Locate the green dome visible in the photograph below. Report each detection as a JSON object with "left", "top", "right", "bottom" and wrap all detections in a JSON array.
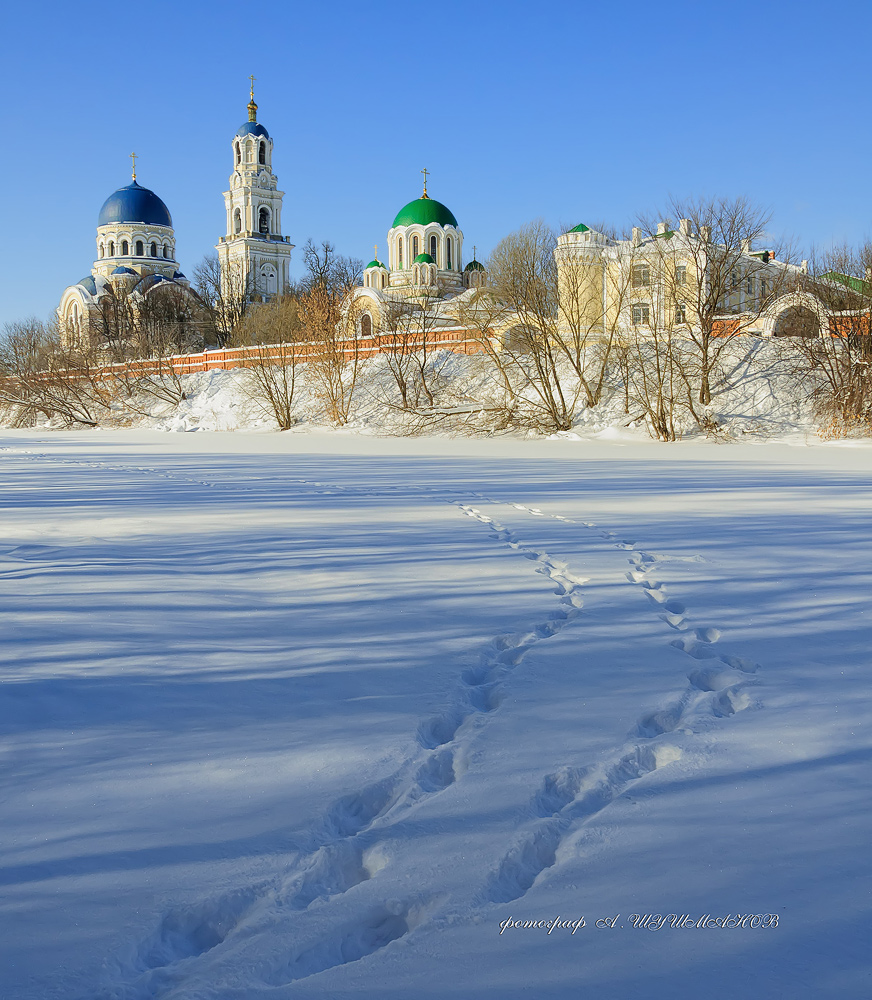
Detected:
[
  {"left": 414, "top": 252, "right": 434, "bottom": 264},
  {"left": 568, "top": 223, "right": 590, "bottom": 233},
  {"left": 465, "top": 259, "right": 485, "bottom": 272},
  {"left": 365, "top": 259, "right": 387, "bottom": 269},
  {"left": 393, "top": 196, "right": 458, "bottom": 229}
]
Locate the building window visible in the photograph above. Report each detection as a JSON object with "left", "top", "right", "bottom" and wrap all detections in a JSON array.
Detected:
[
  {"left": 675, "top": 264, "right": 687, "bottom": 286},
  {"left": 761, "top": 279, "right": 768, "bottom": 297},
  {"left": 632, "top": 303, "right": 650, "bottom": 325},
  {"left": 746, "top": 276, "right": 754, "bottom": 295},
  {"left": 675, "top": 302, "right": 687, "bottom": 324},
  {"left": 122, "top": 240, "right": 129, "bottom": 256},
  {"left": 412, "top": 235, "right": 419, "bottom": 258},
  {"left": 632, "top": 265, "right": 650, "bottom": 288},
  {"left": 109, "top": 241, "right": 115, "bottom": 256},
  {"left": 135, "top": 240, "right": 144, "bottom": 256},
  {"left": 150, "top": 242, "right": 157, "bottom": 257},
  {"left": 235, "top": 141, "right": 241, "bottom": 165},
  {"left": 258, "top": 207, "right": 269, "bottom": 234},
  {"left": 430, "top": 234, "right": 438, "bottom": 264},
  {"left": 398, "top": 237, "right": 403, "bottom": 269},
  {"left": 360, "top": 313, "right": 372, "bottom": 338},
  {"left": 731, "top": 271, "right": 739, "bottom": 288},
  {"left": 234, "top": 209, "right": 242, "bottom": 234},
  {"left": 163, "top": 244, "right": 170, "bottom": 259},
  {"left": 99, "top": 244, "right": 104, "bottom": 258},
  {"left": 259, "top": 141, "right": 265, "bottom": 165},
  {"left": 446, "top": 236, "right": 452, "bottom": 269}
]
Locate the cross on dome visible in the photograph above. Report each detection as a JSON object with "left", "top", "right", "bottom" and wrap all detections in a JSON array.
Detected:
[
  {"left": 420, "top": 167, "right": 430, "bottom": 199},
  {"left": 130, "top": 152, "right": 137, "bottom": 182}
]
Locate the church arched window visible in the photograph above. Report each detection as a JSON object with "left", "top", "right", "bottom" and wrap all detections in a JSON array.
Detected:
[
  {"left": 259, "top": 141, "right": 265, "bottom": 165},
  {"left": 135, "top": 240, "right": 144, "bottom": 256},
  {"left": 99, "top": 243, "right": 104, "bottom": 259},
  {"left": 234, "top": 209, "right": 242, "bottom": 234},
  {"left": 150, "top": 242, "right": 157, "bottom": 257},
  {"left": 430, "top": 234, "right": 438, "bottom": 265},
  {"left": 163, "top": 244, "right": 170, "bottom": 258},
  {"left": 122, "top": 240, "right": 129, "bottom": 256},
  {"left": 360, "top": 313, "right": 372, "bottom": 338},
  {"left": 235, "top": 141, "right": 241, "bottom": 165},
  {"left": 412, "top": 235, "right": 419, "bottom": 258},
  {"left": 109, "top": 241, "right": 115, "bottom": 256},
  {"left": 397, "top": 237, "right": 403, "bottom": 269},
  {"left": 258, "top": 208, "right": 270, "bottom": 234},
  {"left": 446, "top": 237, "right": 452, "bottom": 269}
]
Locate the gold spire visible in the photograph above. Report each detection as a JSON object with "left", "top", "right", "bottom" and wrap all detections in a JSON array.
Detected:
[
  {"left": 420, "top": 167, "right": 430, "bottom": 199},
  {"left": 247, "top": 74, "right": 258, "bottom": 122},
  {"left": 130, "top": 151, "right": 137, "bottom": 182}
]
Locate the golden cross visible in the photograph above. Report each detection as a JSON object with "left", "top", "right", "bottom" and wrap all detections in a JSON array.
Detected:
[
  {"left": 249, "top": 74, "right": 256, "bottom": 100},
  {"left": 421, "top": 167, "right": 429, "bottom": 196},
  {"left": 130, "top": 151, "right": 137, "bottom": 181},
  {"left": 473, "top": 244, "right": 477, "bottom": 260},
  {"left": 374, "top": 244, "right": 378, "bottom": 259}
]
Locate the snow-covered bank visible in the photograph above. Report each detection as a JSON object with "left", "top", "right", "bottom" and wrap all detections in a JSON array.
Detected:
[
  {"left": 1, "top": 430, "right": 870, "bottom": 999},
  {"left": 5, "top": 340, "right": 852, "bottom": 443}
]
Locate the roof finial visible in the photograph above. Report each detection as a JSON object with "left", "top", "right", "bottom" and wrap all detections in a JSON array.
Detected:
[
  {"left": 248, "top": 75, "right": 258, "bottom": 122},
  {"left": 420, "top": 167, "right": 430, "bottom": 199},
  {"left": 374, "top": 244, "right": 378, "bottom": 261},
  {"left": 130, "top": 151, "right": 137, "bottom": 182},
  {"left": 472, "top": 245, "right": 477, "bottom": 261}
]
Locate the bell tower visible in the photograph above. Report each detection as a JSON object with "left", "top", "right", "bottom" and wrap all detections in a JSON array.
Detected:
[{"left": 216, "top": 79, "right": 293, "bottom": 301}]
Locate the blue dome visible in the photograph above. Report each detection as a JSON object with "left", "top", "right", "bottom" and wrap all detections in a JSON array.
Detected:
[
  {"left": 98, "top": 181, "right": 173, "bottom": 228},
  {"left": 236, "top": 121, "right": 270, "bottom": 139},
  {"left": 111, "top": 266, "right": 136, "bottom": 276},
  {"left": 78, "top": 276, "right": 97, "bottom": 295}
]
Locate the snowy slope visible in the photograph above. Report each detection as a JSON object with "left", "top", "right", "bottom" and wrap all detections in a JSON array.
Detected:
[{"left": 0, "top": 430, "right": 870, "bottom": 999}]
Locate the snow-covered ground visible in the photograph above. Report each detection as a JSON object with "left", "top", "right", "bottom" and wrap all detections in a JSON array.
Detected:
[{"left": 1, "top": 429, "right": 870, "bottom": 999}]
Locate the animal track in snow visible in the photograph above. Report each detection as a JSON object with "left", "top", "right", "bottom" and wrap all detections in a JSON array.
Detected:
[
  {"left": 417, "top": 505, "right": 587, "bottom": 753},
  {"left": 487, "top": 744, "right": 682, "bottom": 904},
  {"left": 137, "top": 886, "right": 261, "bottom": 970},
  {"left": 262, "top": 898, "right": 431, "bottom": 987}
]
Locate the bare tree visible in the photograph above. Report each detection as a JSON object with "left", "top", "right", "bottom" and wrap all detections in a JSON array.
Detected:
[
  {"left": 193, "top": 253, "right": 251, "bottom": 346},
  {"left": 377, "top": 291, "right": 454, "bottom": 410},
  {"left": 299, "top": 239, "right": 363, "bottom": 295},
  {"left": 487, "top": 220, "right": 582, "bottom": 431},
  {"left": 776, "top": 244, "right": 872, "bottom": 435},
  {"left": 0, "top": 318, "right": 117, "bottom": 427},
  {"left": 233, "top": 296, "right": 304, "bottom": 430},
  {"left": 638, "top": 196, "right": 795, "bottom": 406},
  {"left": 300, "top": 284, "right": 360, "bottom": 425}
]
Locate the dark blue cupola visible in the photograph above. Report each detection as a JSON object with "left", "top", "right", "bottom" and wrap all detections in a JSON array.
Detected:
[{"left": 97, "top": 180, "right": 173, "bottom": 228}]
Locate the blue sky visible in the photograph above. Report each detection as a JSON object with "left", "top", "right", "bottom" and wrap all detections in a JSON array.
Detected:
[{"left": 1, "top": 0, "right": 870, "bottom": 329}]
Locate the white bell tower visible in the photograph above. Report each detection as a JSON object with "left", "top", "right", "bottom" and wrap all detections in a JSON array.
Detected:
[{"left": 216, "top": 79, "right": 293, "bottom": 301}]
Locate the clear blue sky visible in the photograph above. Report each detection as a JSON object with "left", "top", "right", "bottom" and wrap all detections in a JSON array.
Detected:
[{"left": 1, "top": 0, "right": 869, "bottom": 329}]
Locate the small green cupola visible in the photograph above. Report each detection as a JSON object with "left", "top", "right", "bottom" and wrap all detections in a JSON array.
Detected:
[
  {"left": 414, "top": 252, "right": 434, "bottom": 264},
  {"left": 568, "top": 223, "right": 590, "bottom": 234}
]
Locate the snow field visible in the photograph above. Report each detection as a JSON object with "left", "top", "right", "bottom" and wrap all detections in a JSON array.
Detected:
[{"left": 0, "top": 430, "right": 870, "bottom": 998}]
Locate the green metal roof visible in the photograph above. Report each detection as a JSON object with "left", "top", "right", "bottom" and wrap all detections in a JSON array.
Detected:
[
  {"left": 568, "top": 223, "right": 590, "bottom": 233},
  {"left": 414, "top": 252, "right": 434, "bottom": 264},
  {"left": 465, "top": 259, "right": 485, "bottom": 271},
  {"left": 365, "top": 259, "right": 387, "bottom": 269},
  {"left": 393, "top": 196, "right": 458, "bottom": 229},
  {"left": 821, "top": 271, "right": 872, "bottom": 296}
]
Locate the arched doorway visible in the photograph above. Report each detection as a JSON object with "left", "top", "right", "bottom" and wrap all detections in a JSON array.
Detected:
[{"left": 774, "top": 306, "right": 820, "bottom": 338}]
